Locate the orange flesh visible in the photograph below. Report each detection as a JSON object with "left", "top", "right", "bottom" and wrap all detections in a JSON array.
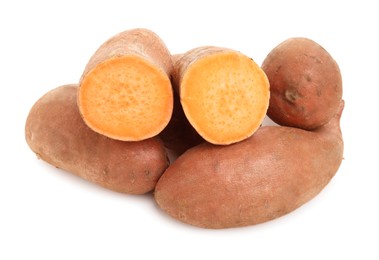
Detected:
[
  {"left": 78, "top": 56, "right": 173, "bottom": 141},
  {"left": 181, "top": 52, "right": 269, "bottom": 145}
]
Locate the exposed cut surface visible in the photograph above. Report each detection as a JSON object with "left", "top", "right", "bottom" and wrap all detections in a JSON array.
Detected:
[
  {"left": 79, "top": 55, "right": 173, "bottom": 141},
  {"left": 180, "top": 50, "right": 270, "bottom": 145}
]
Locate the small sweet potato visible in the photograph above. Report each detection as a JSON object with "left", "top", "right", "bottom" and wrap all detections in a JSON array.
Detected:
[
  {"left": 25, "top": 85, "right": 169, "bottom": 194},
  {"left": 262, "top": 37, "right": 342, "bottom": 130},
  {"left": 155, "top": 101, "right": 344, "bottom": 229}
]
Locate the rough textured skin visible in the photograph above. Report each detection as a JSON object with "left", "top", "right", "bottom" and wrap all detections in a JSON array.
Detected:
[
  {"left": 262, "top": 37, "right": 342, "bottom": 130},
  {"left": 160, "top": 54, "right": 204, "bottom": 156},
  {"left": 81, "top": 28, "right": 173, "bottom": 79},
  {"left": 155, "top": 102, "right": 344, "bottom": 229},
  {"left": 25, "top": 85, "right": 169, "bottom": 194}
]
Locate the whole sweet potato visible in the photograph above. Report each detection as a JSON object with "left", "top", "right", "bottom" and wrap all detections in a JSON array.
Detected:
[
  {"left": 155, "top": 101, "right": 344, "bottom": 229},
  {"left": 262, "top": 37, "right": 342, "bottom": 130},
  {"left": 25, "top": 85, "right": 169, "bottom": 194}
]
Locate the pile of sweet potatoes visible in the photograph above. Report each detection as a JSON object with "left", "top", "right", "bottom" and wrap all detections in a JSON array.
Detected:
[{"left": 25, "top": 28, "right": 344, "bottom": 229}]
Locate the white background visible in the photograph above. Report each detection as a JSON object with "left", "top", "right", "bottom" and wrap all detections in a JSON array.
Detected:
[{"left": 1, "top": 0, "right": 378, "bottom": 259}]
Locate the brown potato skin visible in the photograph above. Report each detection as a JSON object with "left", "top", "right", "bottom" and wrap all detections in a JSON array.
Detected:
[
  {"left": 25, "top": 85, "right": 169, "bottom": 194},
  {"left": 155, "top": 102, "right": 344, "bottom": 229},
  {"left": 81, "top": 28, "right": 173, "bottom": 81},
  {"left": 262, "top": 37, "right": 342, "bottom": 130}
]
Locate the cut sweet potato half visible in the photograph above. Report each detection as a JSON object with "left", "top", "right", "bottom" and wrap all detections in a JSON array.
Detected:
[
  {"left": 78, "top": 28, "right": 173, "bottom": 141},
  {"left": 173, "top": 47, "right": 270, "bottom": 145}
]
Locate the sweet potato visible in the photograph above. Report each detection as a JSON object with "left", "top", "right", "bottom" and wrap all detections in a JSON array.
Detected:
[
  {"left": 172, "top": 46, "right": 270, "bottom": 145},
  {"left": 25, "top": 85, "right": 169, "bottom": 194},
  {"left": 262, "top": 37, "right": 342, "bottom": 130},
  {"left": 78, "top": 28, "right": 173, "bottom": 141},
  {"left": 155, "top": 101, "right": 344, "bottom": 229}
]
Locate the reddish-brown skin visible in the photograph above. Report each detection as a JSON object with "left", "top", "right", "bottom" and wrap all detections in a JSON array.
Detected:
[
  {"left": 160, "top": 54, "right": 204, "bottom": 156},
  {"left": 155, "top": 101, "right": 344, "bottom": 229},
  {"left": 81, "top": 28, "right": 173, "bottom": 80},
  {"left": 262, "top": 37, "right": 342, "bottom": 130},
  {"left": 25, "top": 85, "right": 169, "bottom": 194}
]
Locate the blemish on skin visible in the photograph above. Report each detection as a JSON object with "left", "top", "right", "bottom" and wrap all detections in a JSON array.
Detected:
[
  {"left": 129, "top": 171, "right": 136, "bottom": 184},
  {"left": 101, "top": 166, "right": 110, "bottom": 182},
  {"left": 145, "top": 169, "right": 152, "bottom": 180},
  {"left": 284, "top": 88, "right": 300, "bottom": 104},
  {"left": 304, "top": 53, "right": 322, "bottom": 64},
  {"left": 305, "top": 74, "right": 312, "bottom": 82},
  {"left": 178, "top": 203, "right": 187, "bottom": 220},
  {"left": 316, "top": 87, "right": 322, "bottom": 97},
  {"left": 178, "top": 212, "right": 186, "bottom": 220}
]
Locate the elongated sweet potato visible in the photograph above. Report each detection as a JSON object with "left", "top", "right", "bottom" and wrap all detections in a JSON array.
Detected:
[
  {"left": 78, "top": 28, "right": 173, "bottom": 141},
  {"left": 262, "top": 37, "right": 342, "bottom": 130},
  {"left": 25, "top": 85, "right": 169, "bottom": 194},
  {"left": 172, "top": 46, "right": 270, "bottom": 145},
  {"left": 155, "top": 101, "right": 344, "bottom": 229}
]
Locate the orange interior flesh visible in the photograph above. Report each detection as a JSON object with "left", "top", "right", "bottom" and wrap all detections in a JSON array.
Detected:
[
  {"left": 78, "top": 56, "right": 173, "bottom": 141},
  {"left": 181, "top": 52, "right": 270, "bottom": 145}
]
